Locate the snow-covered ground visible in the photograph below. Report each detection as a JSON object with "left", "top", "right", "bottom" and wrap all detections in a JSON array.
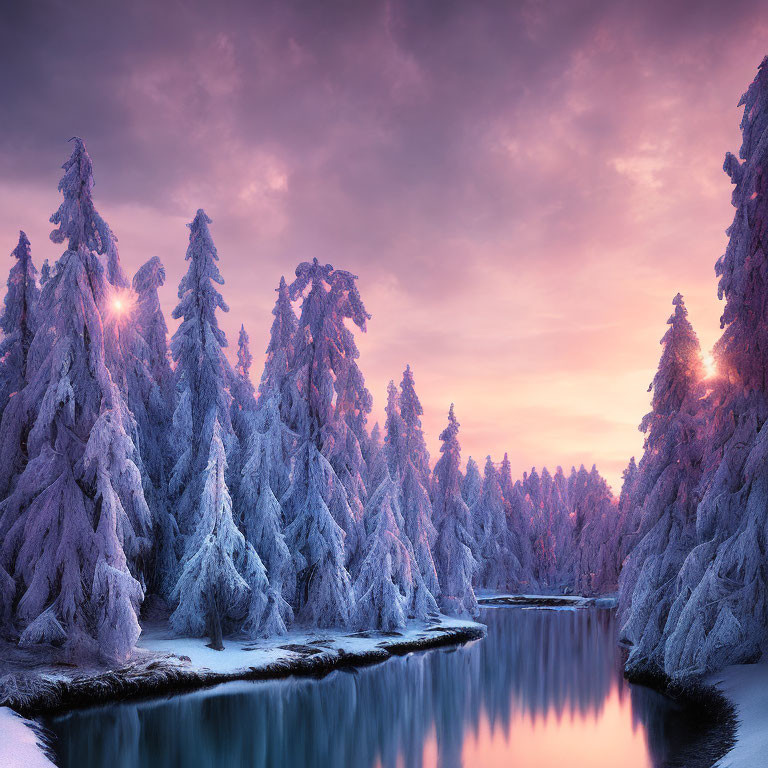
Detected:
[
  {"left": 711, "top": 662, "right": 768, "bottom": 768},
  {"left": 0, "top": 615, "right": 485, "bottom": 718},
  {"left": 476, "top": 591, "right": 618, "bottom": 609},
  {"left": 0, "top": 707, "right": 55, "bottom": 768},
  {"left": 137, "top": 614, "right": 483, "bottom": 676}
]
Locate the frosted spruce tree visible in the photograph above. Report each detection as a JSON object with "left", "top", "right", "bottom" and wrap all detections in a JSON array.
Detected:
[
  {"left": 0, "top": 232, "right": 40, "bottom": 501},
  {"left": 258, "top": 276, "right": 299, "bottom": 427},
  {"left": 171, "top": 420, "right": 270, "bottom": 648},
  {"left": 617, "top": 456, "right": 640, "bottom": 566},
  {"left": 378, "top": 380, "right": 439, "bottom": 614},
  {"left": 396, "top": 366, "right": 440, "bottom": 598},
  {"left": 400, "top": 366, "right": 431, "bottom": 482},
  {"left": 39, "top": 259, "right": 52, "bottom": 287},
  {"left": 474, "top": 456, "right": 522, "bottom": 591},
  {"left": 131, "top": 256, "right": 177, "bottom": 598},
  {"left": 354, "top": 473, "right": 438, "bottom": 629},
  {"left": 238, "top": 391, "right": 295, "bottom": 635},
  {"left": 169, "top": 210, "right": 270, "bottom": 643},
  {"left": 281, "top": 259, "right": 365, "bottom": 627},
  {"left": 0, "top": 231, "right": 39, "bottom": 421},
  {"left": 571, "top": 466, "right": 617, "bottom": 595},
  {"left": 0, "top": 139, "right": 148, "bottom": 660},
  {"left": 619, "top": 294, "right": 705, "bottom": 676},
  {"left": 462, "top": 457, "right": 482, "bottom": 512},
  {"left": 661, "top": 59, "right": 768, "bottom": 679},
  {"left": 228, "top": 324, "right": 257, "bottom": 495},
  {"left": 432, "top": 405, "right": 477, "bottom": 615}
]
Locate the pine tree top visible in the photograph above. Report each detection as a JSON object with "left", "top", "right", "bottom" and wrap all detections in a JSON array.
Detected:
[
  {"left": 1, "top": 231, "right": 38, "bottom": 338},
  {"left": 438, "top": 403, "right": 460, "bottom": 450},
  {"left": 237, "top": 324, "right": 252, "bottom": 380},
  {"left": 643, "top": 293, "right": 702, "bottom": 426},
  {"left": 49, "top": 137, "right": 115, "bottom": 255}
]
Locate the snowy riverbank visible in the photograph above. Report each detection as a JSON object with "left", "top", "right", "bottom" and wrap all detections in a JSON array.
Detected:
[
  {"left": 477, "top": 592, "right": 619, "bottom": 609},
  {"left": 711, "top": 662, "right": 768, "bottom": 768},
  {"left": 0, "top": 615, "right": 484, "bottom": 718},
  {"left": 0, "top": 707, "right": 56, "bottom": 768}
]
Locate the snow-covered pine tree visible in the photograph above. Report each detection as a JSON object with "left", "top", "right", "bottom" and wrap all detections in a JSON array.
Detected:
[
  {"left": 354, "top": 473, "right": 438, "bottom": 629},
  {"left": 572, "top": 466, "right": 616, "bottom": 595},
  {"left": 169, "top": 210, "right": 270, "bottom": 641},
  {"left": 0, "top": 231, "right": 39, "bottom": 421},
  {"left": 462, "top": 457, "right": 482, "bottom": 512},
  {"left": 0, "top": 232, "right": 40, "bottom": 502},
  {"left": 0, "top": 138, "right": 149, "bottom": 660},
  {"left": 432, "top": 404, "right": 477, "bottom": 616},
  {"left": 661, "top": 60, "right": 768, "bottom": 679},
  {"left": 282, "top": 259, "right": 366, "bottom": 627},
  {"left": 474, "top": 456, "right": 522, "bottom": 591},
  {"left": 229, "top": 324, "right": 257, "bottom": 498},
  {"left": 506, "top": 480, "right": 537, "bottom": 591},
  {"left": 619, "top": 294, "right": 705, "bottom": 676},
  {"left": 395, "top": 366, "right": 440, "bottom": 599},
  {"left": 383, "top": 380, "right": 405, "bottom": 479},
  {"left": 353, "top": 477, "right": 409, "bottom": 630},
  {"left": 39, "top": 259, "right": 52, "bottom": 287},
  {"left": 171, "top": 419, "right": 270, "bottom": 648},
  {"left": 169, "top": 209, "right": 237, "bottom": 537},
  {"left": 365, "top": 422, "right": 387, "bottom": 489},
  {"left": 399, "top": 365, "right": 431, "bottom": 484},
  {"left": 617, "top": 456, "right": 640, "bottom": 566},
  {"left": 131, "top": 256, "right": 177, "bottom": 598},
  {"left": 239, "top": 391, "right": 295, "bottom": 635},
  {"left": 258, "top": 276, "right": 299, "bottom": 426}
]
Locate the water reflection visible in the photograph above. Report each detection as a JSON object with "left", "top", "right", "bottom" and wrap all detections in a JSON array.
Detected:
[{"left": 47, "top": 608, "right": 707, "bottom": 768}]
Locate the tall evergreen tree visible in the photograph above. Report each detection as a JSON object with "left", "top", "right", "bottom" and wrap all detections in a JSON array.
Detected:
[
  {"left": 383, "top": 380, "right": 404, "bottom": 479},
  {"left": 396, "top": 366, "right": 440, "bottom": 598},
  {"left": 0, "top": 139, "right": 148, "bottom": 660},
  {"left": 432, "top": 405, "right": 477, "bottom": 616},
  {"left": 617, "top": 456, "right": 640, "bottom": 566},
  {"left": 399, "top": 365, "right": 431, "bottom": 483},
  {"left": 258, "top": 276, "right": 299, "bottom": 426},
  {"left": 462, "top": 457, "right": 482, "bottom": 512},
  {"left": 131, "top": 256, "right": 177, "bottom": 598},
  {"left": 0, "top": 232, "right": 40, "bottom": 501},
  {"left": 619, "top": 295, "right": 705, "bottom": 675},
  {"left": 354, "top": 473, "right": 438, "bottom": 629},
  {"left": 474, "top": 456, "right": 522, "bottom": 591},
  {"left": 282, "top": 259, "right": 366, "bottom": 626},
  {"left": 171, "top": 420, "right": 270, "bottom": 648},
  {"left": 662, "top": 60, "right": 768, "bottom": 678},
  {"left": 239, "top": 391, "right": 295, "bottom": 634},
  {"left": 169, "top": 210, "right": 270, "bottom": 642},
  {"left": 0, "top": 231, "right": 39, "bottom": 420}
]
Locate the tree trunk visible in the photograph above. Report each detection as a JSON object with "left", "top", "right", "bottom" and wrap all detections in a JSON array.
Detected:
[{"left": 207, "top": 593, "right": 224, "bottom": 651}]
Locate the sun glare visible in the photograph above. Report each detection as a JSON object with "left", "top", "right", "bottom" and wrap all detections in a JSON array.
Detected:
[
  {"left": 703, "top": 352, "right": 717, "bottom": 379},
  {"left": 108, "top": 290, "right": 135, "bottom": 322}
]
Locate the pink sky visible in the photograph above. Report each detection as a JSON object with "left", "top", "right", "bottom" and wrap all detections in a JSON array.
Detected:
[{"left": 2, "top": 1, "right": 768, "bottom": 489}]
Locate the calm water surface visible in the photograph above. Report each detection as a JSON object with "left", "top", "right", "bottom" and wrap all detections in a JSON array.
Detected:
[{"left": 46, "top": 607, "right": 712, "bottom": 768}]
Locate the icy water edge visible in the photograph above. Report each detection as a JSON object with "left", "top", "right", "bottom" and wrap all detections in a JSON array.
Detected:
[{"left": 45, "top": 606, "right": 726, "bottom": 768}]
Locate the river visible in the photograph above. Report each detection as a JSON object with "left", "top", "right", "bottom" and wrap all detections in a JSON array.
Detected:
[{"left": 45, "top": 606, "right": 718, "bottom": 767}]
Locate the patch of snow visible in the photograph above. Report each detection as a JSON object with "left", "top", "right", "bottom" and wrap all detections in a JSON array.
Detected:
[
  {"left": 0, "top": 707, "right": 55, "bottom": 768},
  {"left": 137, "top": 615, "right": 483, "bottom": 676},
  {"left": 476, "top": 591, "right": 618, "bottom": 609},
  {"left": 711, "top": 662, "right": 768, "bottom": 768}
]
